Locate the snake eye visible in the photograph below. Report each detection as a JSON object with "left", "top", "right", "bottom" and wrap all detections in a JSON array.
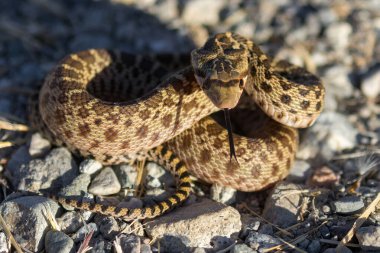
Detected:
[{"left": 239, "top": 79, "right": 245, "bottom": 89}]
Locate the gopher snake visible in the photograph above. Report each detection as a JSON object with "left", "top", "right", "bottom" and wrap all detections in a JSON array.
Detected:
[{"left": 31, "top": 32, "right": 324, "bottom": 220}]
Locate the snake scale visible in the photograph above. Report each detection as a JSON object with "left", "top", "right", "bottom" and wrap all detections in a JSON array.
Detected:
[{"left": 32, "top": 32, "right": 324, "bottom": 220}]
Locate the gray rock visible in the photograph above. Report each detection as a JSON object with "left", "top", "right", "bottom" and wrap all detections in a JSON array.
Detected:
[
  {"left": 29, "top": 133, "right": 51, "bottom": 157},
  {"left": 145, "top": 198, "right": 241, "bottom": 251},
  {"left": 119, "top": 234, "right": 141, "bottom": 253},
  {"left": 361, "top": 67, "right": 380, "bottom": 100},
  {"left": 72, "top": 223, "right": 98, "bottom": 242},
  {"left": 0, "top": 196, "right": 60, "bottom": 252},
  {"left": 114, "top": 164, "right": 137, "bottom": 189},
  {"left": 56, "top": 211, "right": 84, "bottom": 234},
  {"left": 262, "top": 182, "right": 303, "bottom": 227},
  {"left": 145, "top": 162, "right": 175, "bottom": 189},
  {"left": 232, "top": 243, "right": 256, "bottom": 253},
  {"left": 306, "top": 239, "right": 321, "bottom": 253},
  {"left": 297, "top": 112, "right": 358, "bottom": 161},
  {"left": 88, "top": 167, "right": 121, "bottom": 195},
  {"left": 210, "top": 236, "right": 234, "bottom": 251},
  {"left": 95, "top": 216, "right": 120, "bottom": 240},
  {"left": 355, "top": 225, "right": 380, "bottom": 249},
  {"left": 210, "top": 184, "right": 236, "bottom": 205},
  {"left": 332, "top": 196, "right": 365, "bottom": 214},
  {"left": 322, "top": 66, "right": 353, "bottom": 100},
  {"left": 89, "top": 235, "right": 113, "bottom": 253},
  {"left": 0, "top": 232, "right": 8, "bottom": 253},
  {"left": 286, "top": 160, "right": 311, "bottom": 183},
  {"left": 182, "top": 0, "right": 225, "bottom": 25},
  {"left": 10, "top": 147, "right": 78, "bottom": 192},
  {"left": 58, "top": 173, "right": 92, "bottom": 211},
  {"left": 79, "top": 159, "right": 102, "bottom": 175},
  {"left": 45, "top": 230, "right": 74, "bottom": 253},
  {"left": 325, "top": 22, "right": 352, "bottom": 50},
  {"left": 245, "top": 232, "right": 281, "bottom": 251},
  {"left": 6, "top": 145, "right": 32, "bottom": 172}
]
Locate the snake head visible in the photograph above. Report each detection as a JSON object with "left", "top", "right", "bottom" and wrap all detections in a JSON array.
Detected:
[{"left": 191, "top": 32, "right": 250, "bottom": 109}]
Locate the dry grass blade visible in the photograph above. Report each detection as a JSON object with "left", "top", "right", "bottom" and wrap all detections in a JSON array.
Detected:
[
  {"left": 241, "top": 203, "right": 292, "bottom": 237},
  {"left": 113, "top": 236, "right": 123, "bottom": 253},
  {"left": 135, "top": 159, "right": 146, "bottom": 198},
  {"left": 263, "top": 221, "right": 328, "bottom": 253},
  {"left": 0, "top": 120, "right": 29, "bottom": 132},
  {"left": 77, "top": 230, "right": 94, "bottom": 253},
  {"left": 320, "top": 239, "right": 360, "bottom": 248},
  {"left": 0, "top": 139, "right": 27, "bottom": 149},
  {"left": 336, "top": 192, "right": 380, "bottom": 252},
  {"left": 43, "top": 208, "right": 60, "bottom": 231},
  {"left": 0, "top": 213, "right": 23, "bottom": 253}
]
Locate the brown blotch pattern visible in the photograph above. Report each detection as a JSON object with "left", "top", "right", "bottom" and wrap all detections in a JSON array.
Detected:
[
  {"left": 200, "top": 149, "right": 211, "bottom": 163},
  {"left": 280, "top": 94, "right": 292, "bottom": 105},
  {"left": 136, "top": 125, "right": 149, "bottom": 138},
  {"left": 104, "top": 127, "right": 118, "bottom": 142},
  {"left": 316, "top": 101, "right": 321, "bottom": 111},
  {"left": 94, "top": 118, "right": 102, "bottom": 126},
  {"left": 120, "top": 140, "right": 129, "bottom": 149},
  {"left": 213, "top": 138, "right": 223, "bottom": 149},
  {"left": 251, "top": 164, "right": 261, "bottom": 177},
  {"left": 78, "top": 123, "right": 91, "bottom": 138},
  {"left": 281, "top": 82, "right": 292, "bottom": 90},
  {"left": 301, "top": 100, "right": 310, "bottom": 109},
  {"left": 138, "top": 110, "right": 151, "bottom": 120},
  {"left": 162, "top": 114, "right": 173, "bottom": 128},
  {"left": 271, "top": 164, "right": 280, "bottom": 176},
  {"left": 261, "top": 82, "right": 272, "bottom": 93}
]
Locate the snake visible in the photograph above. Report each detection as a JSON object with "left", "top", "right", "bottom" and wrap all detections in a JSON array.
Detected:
[{"left": 30, "top": 32, "right": 324, "bottom": 220}]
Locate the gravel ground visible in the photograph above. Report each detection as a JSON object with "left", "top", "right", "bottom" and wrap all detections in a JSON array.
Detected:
[{"left": 0, "top": 0, "right": 380, "bottom": 252}]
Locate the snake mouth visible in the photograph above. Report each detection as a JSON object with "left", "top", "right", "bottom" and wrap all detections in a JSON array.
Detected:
[{"left": 203, "top": 84, "right": 242, "bottom": 109}]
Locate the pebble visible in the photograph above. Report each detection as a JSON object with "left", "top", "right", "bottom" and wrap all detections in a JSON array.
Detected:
[
  {"left": 355, "top": 225, "right": 380, "bottom": 249},
  {"left": 361, "top": 67, "right": 380, "bottom": 99},
  {"left": 45, "top": 230, "right": 74, "bottom": 253},
  {"left": 0, "top": 196, "right": 60, "bottom": 252},
  {"left": 114, "top": 164, "right": 138, "bottom": 189},
  {"left": 325, "top": 22, "right": 352, "bottom": 50},
  {"left": 118, "top": 234, "right": 141, "bottom": 253},
  {"left": 210, "top": 184, "right": 237, "bottom": 205},
  {"left": 95, "top": 215, "right": 120, "bottom": 240},
  {"left": 145, "top": 162, "right": 175, "bottom": 189},
  {"left": 0, "top": 233, "right": 8, "bottom": 253},
  {"left": 9, "top": 147, "right": 78, "bottom": 192},
  {"left": 286, "top": 159, "right": 311, "bottom": 183},
  {"left": 306, "top": 239, "right": 321, "bottom": 253},
  {"left": 72, "top": 223, "right": 98, "bottom": 242},
  {"left": 145, "top": 198, "right": 241, "bottom": 251},
  {"left": 58, "top": 173, "right": 92, "bottom": 211},
  {"left": 182, "top": 0, "right": 226, "bottom": 25},
  {"left": 307, "top": 166, "right": 339, "bottom": 188},
  {"left": 332, "top": 196, "right": 365, "bottom": 214},
  {"left": 79, "top": 159, "right": 103, "bottom": 175},
  {"left": 88, "top": 167, "right": 121, "bottom": 195},
  {"left": 297, "top": 112, "right": 358, "bottom": 161},
  {"left": 245, "top": 232, "right": 281, "bottom": 251},
  {"left": 28, "top": 132, "right": 51, "bottom": 157},
  {"left": 262, "top": 182, "right": 303, "bottom": 227},
  {"left": 231, "top": 243, "right": 256, "bottom": 253},
  {"left": 56, "top": 211, "right": 84, "bottom": 234}
]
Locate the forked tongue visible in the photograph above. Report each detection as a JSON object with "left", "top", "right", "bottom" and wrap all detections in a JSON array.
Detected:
[{"left": 223, "top": 109, "right": 238, "bottom": 163}]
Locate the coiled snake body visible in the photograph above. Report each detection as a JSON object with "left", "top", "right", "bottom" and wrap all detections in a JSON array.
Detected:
[{"left": 33, "top": 33, "right": 324, "bottom": 219}]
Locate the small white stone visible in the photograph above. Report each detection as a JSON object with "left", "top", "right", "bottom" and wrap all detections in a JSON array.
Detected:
[
  {"left": 28, "top": 133, "right": 51, "bottom": 157},
  {"left": 79, "top": 159, "right": 103, "bottom": 174},
  {"left": 361, "top": 68, "right": 380, "bottom": 99},
  {"left": 182, "top": 0, "right": 225, "bottom": 25}
]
